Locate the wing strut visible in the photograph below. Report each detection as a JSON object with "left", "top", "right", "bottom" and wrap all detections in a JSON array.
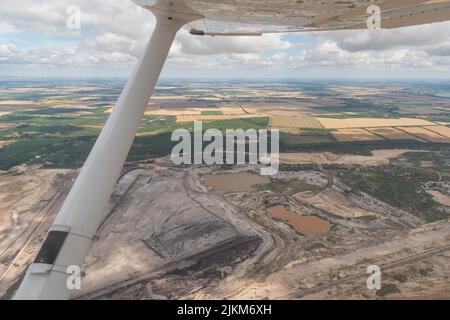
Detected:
[{"left": 14, "top": 1, "right": 202, "bottom": 300}]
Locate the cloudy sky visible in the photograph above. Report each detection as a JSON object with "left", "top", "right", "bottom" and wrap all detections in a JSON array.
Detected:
[{"left": 1, "top": 0, "right": 450, "bottom": 79}]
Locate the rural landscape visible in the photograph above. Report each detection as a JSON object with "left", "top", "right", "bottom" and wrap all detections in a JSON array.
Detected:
[{"left": 1, "top": 78, "right": 450, "bottom": 299}]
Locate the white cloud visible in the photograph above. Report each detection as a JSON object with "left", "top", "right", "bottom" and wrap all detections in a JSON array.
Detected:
[
  {"left": 316, "top": 21, "right": 450, "bottom": 52},
  {"left": 171, "top": 30, "right": 292, "bottom": 56},
  {"left": 0, "top": 0, "right": 449, "bottom": 78},
  {"left": 0, "top": 22, "right": 18, "bottom": 34}
]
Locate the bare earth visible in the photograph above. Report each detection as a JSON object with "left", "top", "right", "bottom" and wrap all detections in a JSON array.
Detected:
[
  {"left": 366, "top": 127, "right": 419, "bottom": 140},
  {"left": 226, "top": 221, "right": 450, "bottom": 299},
  {"left": 317, "top": 117, "right": 435, "bottom": 129},
  {"left": 426, "top": 190, "right": 450, "bottom": 206},
  {"left": 279, "top": 149, "right": 410, "bottom": 166},
  {"left": 293, "top": 189, "right": 374, "bottom": 218},
  {"left": 399, "top": 127, "right": 450, "bottom": 143},
  {"left": 0, "top": 155, "right": 449, "bottom": 300},
  {"left": 176, "top": 114, "right": 265, "bottom": 122},
  {"left": 203, "top": 172, "right": 270, "bottom": 193},
  {"left": 423, "top": 125, "right": 450, "bottom": 138},
  {"left": 331, "top": 128, "right": 385, "bottom": 142}
]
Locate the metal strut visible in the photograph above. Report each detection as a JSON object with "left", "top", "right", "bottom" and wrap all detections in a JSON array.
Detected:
[{"left": 14, "top": 1, "right": 202, "bottom": 300}]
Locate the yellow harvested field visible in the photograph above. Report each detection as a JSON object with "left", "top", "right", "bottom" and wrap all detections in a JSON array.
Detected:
[
  {"left": 367, "top": 127, "right": 418, "bottom": 140},
  {"left": 176, "top": 114, "right": 265, "bottom": 122},
  {"left": 146, "top": 108, "right": 205, "bottom": 116},
  {"left": 398, "top": 127, "right": 450, "bottom": 143},
  {"left": 217, "top": 106, "right": 247, "bottom": 115},
  {"left": 331, "top": 128, "right": 384, "bottom": 142},
  {"left": 145, "top": 106, "right": 247, "bottom": 116},
  {"left": 237, "top": 104, "right": 313, "bottom": 116},
  {"left": 317, "top": 117, "right": 434, "bottom": 129},
  {"left": 423, "top": 125, "right": 450, "bottom": 138},
  {"left": 270, "top": 116, "right": 323, "bottom": 129},
  {"left": 151, "top": 95, "right": 188, "bottom": 100}
]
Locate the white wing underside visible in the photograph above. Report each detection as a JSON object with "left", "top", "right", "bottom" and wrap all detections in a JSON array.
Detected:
[{"left": 135, "top": 0, "right": 450, "bottom": 34}]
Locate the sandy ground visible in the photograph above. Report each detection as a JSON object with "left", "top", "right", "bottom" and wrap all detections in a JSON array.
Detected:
[
  {"left": 1, "top": 154, "right": 449, "bottom": 300},
  {"left": 0, "top": 169, "right": 60, "bottom": 237},
  {"left": 71, "top": 167, "right": 269, "bottom": 299},
  {"left": 0, "top": 168, "right": 74, "bottom": 297},
  {"left": 221, "top": 220, "right": 450, "bottom": 299},
  {"left": 279, "top": 149, "right": 410, "bottom": 166},
  {"left": 426, "top": 190, "right": 450, "bottom": 206},
  {"left": 293, "top": 189, "right": 374, "bottom": 218}
]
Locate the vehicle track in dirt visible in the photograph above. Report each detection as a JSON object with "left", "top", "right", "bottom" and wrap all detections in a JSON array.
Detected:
[
  {"left": 0, "top": 171, "right": 75, "bottom": 298},
  {"left": 282, "top": 243, "right": 450, "bottom": 299}
]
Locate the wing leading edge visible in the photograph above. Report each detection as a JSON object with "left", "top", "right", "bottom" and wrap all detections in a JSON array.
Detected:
[{"left": 135, "top": 0, "right": 450, "bottom": 34}]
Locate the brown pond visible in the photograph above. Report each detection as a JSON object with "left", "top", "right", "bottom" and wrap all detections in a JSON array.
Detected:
[
  {"left": 203, "top": 172, "right": 270, "bottom": 192},
  {"left": 267, "top": 205, "right": 331, "bottom": 235}
]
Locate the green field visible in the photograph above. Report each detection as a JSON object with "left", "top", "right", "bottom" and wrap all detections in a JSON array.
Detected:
[
  {"left": 201, "top": 110, "right": 223, "bottom": 115},
  {"left": 0, "top": 106, "right": 271, "bottom": 170},
  {"left": 2, "top": 103, "right": 449, "bottom": 172},
  {"left": 1, "top": 80, "right": 450, "bottom": 174}
]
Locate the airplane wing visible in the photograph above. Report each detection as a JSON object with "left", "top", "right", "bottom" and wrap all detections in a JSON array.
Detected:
[{"left": 135, "top": 0, "right": 450, "bottom": 34}]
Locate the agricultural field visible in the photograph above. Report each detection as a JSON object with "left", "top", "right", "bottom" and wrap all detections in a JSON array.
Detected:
[
  {"left": 399, "top": 127, "right": 450, "bottom": 143},
  {"left": 175, "top": 114, "right": 265, "bottom": 122},
  {"left": 1, "top": 79, "right": 450, "bottom": 172},
  {"left": 1, "top": 79, "right": 450, "bottom": 300},
  {"left": 331, "top": 128, "right": 385, "bottom": 142},
  {"left": 317, "top": 117, "right": 435, "bottom": 129},
  {"left": 269, "top": 115, "right": 323, "bottom": 133},
  {"left": 423, "top": 125, "right": 450, "bottom": 138},
  {"left": 366, "top": 127, "right": 420, "bottom": 140}
]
